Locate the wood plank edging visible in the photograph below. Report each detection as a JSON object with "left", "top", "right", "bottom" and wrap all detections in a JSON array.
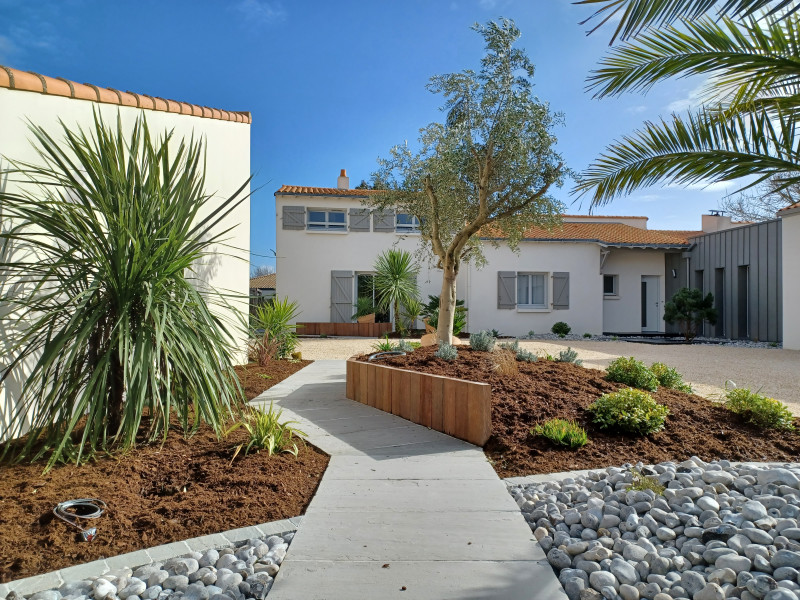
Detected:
[{"left": 344, "top": 357, "right": 491, "bottom": 446}]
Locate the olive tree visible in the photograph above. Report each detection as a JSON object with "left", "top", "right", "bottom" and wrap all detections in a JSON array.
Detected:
[{"left": 368, "top": 19, "right": 567, "bottom": 344}]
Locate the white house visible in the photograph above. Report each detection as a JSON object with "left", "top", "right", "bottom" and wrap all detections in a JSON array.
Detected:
[
  {"left": 0, "top": 65, "right": 251, "bottom": 436},
  {"left": 275, "top": 170, "right": 699, "bottom": 337}
]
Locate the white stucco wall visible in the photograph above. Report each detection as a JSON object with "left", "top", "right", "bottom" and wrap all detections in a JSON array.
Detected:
[
  {"left": 0, "top": 88, "right": 251, "bottom": 436},
  {"left": 464, "top": 242, "right": 604, "bottom": 337},
  {"left": 602, "top": 249, "right": 667, "bottom": 333},
  {"left": 781, "top": 210, "right": 800, "bottom": 350}
]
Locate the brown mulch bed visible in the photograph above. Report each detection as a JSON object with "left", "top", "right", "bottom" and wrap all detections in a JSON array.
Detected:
[
  {"left": 0, "top": 360, "right": 326, "bottom": 583},
  {"left": 359, "top": 347, "right": 800, "bottom": 478}
]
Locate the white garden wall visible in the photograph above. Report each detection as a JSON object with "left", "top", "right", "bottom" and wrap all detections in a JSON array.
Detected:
[{"left": 781, "top": 209, "right": 800, "bottom": 350}]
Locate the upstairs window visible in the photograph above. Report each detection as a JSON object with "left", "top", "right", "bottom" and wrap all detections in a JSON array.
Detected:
[
  {"left": 517, "top": 273, "right": 547, "bottom": 308},
  {"left": 307, "top": 209, "right": 346, "bottom": 231},
  {"left": 396, "top": 213, "right": 420, "bottom": 233}
]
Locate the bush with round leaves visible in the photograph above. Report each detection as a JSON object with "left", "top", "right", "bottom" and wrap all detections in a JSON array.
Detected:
[{"left": 589, "top": 388, "right": 669, "bottom": 435}]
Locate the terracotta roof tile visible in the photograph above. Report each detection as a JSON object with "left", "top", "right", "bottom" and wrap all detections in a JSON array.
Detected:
[
  {"left": 276, "top": 185, "right": 379, "bottom": 196},
  {"left": 484, "top": 222, "right": 693, "bottom": 247},
  {"left": 778, "top": 201, "right": 800, "bottom": 212},
  {"left": 250, "top": 273, "right": 276, "bottom": 289},
  {"left": 0, "top": 65, "right": 251, "bottom": 124}
]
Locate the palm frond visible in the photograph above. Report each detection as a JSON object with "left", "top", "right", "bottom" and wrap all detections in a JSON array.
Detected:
[
  {"left": 574, "top": 107, "right": 800, "bottom": 204},
  {"left": 576, "top": 0, "right": 800, "bottom": 43},
  {"left": 588, "top": 14, "right": 800, "bottom": 107}
]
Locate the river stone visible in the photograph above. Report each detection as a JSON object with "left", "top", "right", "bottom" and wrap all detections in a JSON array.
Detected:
[
  {"left": 548, "top": 548, "right": 573, "bottom": 570},
  {"left": 716, "top": 554, "right": 753, "bottom": 573},
  {"left": 757, "top": 469, "right": 800, "bottom": 487},
  {"left": 118, "top": 580, "right": 147, "bottom": 600},
  {"left": 623, "top": 545, "right": 650, "bottom": 562},
  {"left": 611, "top": 558, "right": 639, "bottom": 585},
  {"left": 564, "top": 577, "right": 587, "bottom": 600},
  {"left": 30, "top": 592, "right": 60, "bottom": 600},
  {"left": 697, "top": 497, "right": 721, "bottom": 512},
  {"left": 743, "top": 501, "right": 770, "bottom": 522},
  {"left": 744, "top": 527, "right": 776, "bottom": 545},
  {"left": 747, "top": 574, "right": 779, "bottom": 597},
  {"left": 618, "top": 583, "right": 639, "bottom": 600},
  {"left": 92, "top": 581, "right": 116, "bottom": 600},
  {"left": 141, "top": 587, "right": 161, "bottom": 600},
  {"left": 764, "top": 590, "right": 800, "bottom": 600},
  {"left": 680, "top": 570, "right": 706, "bottom": 596},
  {"left": 160, "top": 576, "right": 189, "bottom": 591},
  {"left": 590, "top": 571, "right": 619, "bottom": 591},
  {"left": 147, "top": 571, "right": 169, "bottom": 588},
  {"left": 772, "top": 551, "right": 800, "bottom": 570}
]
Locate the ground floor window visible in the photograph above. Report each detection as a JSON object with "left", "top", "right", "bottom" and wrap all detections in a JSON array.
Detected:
[
  {"left": 603, "top": 274, "right": 618, "bottom": 297},
  {"left": 517, "top": 272, "right": 547, "bottom": 308}
]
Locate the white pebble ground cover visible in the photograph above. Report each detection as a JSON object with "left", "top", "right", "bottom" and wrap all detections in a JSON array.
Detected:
[
  {"left": 6, "top": 533, "right": 293, "bottom": 600},
  {"left": 509, "top": 459, "right": 800, "bottom": 600}
]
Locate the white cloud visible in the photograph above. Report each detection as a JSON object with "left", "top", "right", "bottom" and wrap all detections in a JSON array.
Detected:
[
  {"left": 625, "top": 105, "right": 647, "bottom": 114},
  {"left": 236, "top": 0, "right": 286, "bottom": 24},
  {"left": 479, "top": 0, "right": 498, "bottom": 8},
  {"left": 0, "top": 35, "right": 17, "bottom": 62},
  {"left": 633, "top": 194, "right": 662, "bottom": 202},
  {"left": 665, "top": 78, "right": 713, "bottom": 113},
  {"left": 666, "top": 180, "right": 733, "bottom": 193}
]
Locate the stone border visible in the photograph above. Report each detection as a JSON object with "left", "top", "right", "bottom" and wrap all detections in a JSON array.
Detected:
[{"left": 0, "top": 516, "right": 303, "bottom": 598}]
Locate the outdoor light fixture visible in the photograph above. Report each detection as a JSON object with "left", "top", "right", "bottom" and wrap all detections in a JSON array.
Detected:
[{"left": 671, "top": 269, "right": 677, "bottom": 278}]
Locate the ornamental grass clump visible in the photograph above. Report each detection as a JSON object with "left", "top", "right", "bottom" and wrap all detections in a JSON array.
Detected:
[
  {"left": 605, "top": 356, "right": 659, "bottom": 392},
  {"left": 0, "top": 113, "right": 250, "bottom": 470},
  {"left": 435, "top": 342, "right": 458, "bottom": 361},
  {"left": 628, "top": 469, "right": 665, "bottom": 495},
  {"left": 499, "top": 339, "right": 538, "bottom": 363},
  {"left": 650, "top": 362, "right": 693, "bottom": 393},
  {"left": 250, "top": 297, "right": 301, "bottom": 363},
  {"left": 532, "top": 419, "right": 588, "bottom": 449},
  {"left": 492, "top": 348, "right": 519, "bottom": 376},
  {"left": 589, "top": 388, "right": 669, "bottom": 435},
  {"left": 228, "top": 403, "right": 306, "bottom": 461},
  {"left": 470, "top": 330, "right": 497, "bottom": 352},
  {"left": 725, "top": 388, "right": 795, "bottom": 430}
]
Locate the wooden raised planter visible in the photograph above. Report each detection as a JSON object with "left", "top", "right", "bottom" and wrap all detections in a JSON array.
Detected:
[
  {"left": 297, "top": 322, "right": 392, "bottom": 337},
  {"left": 345, "top": 357, "right": 492, "bottom": 446}
]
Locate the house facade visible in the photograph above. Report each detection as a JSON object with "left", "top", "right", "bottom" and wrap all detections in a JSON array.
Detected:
[
  {"left": 0, "top": 65, "right": 251, "bottom": 437},
  {"left": 275, "top": 171, "right": 699, "bottom": 337}
]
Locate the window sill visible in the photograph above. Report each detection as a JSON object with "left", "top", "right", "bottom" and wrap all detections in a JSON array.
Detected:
[
  {"left": 517, "top": 306, "right": 551, "bottom": 313},
  {"left": 396, "top": 231, "right": 421, "bottom": 236},
  {"left": 305, "top": 229, "right": 348, "bottom": 234},
  {"left": 603, "top": 295, "right": 620, "bottom": 300}
]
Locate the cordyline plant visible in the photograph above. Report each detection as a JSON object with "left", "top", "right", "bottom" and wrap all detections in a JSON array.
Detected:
[
  {"left": 368, "top": 19, "right": 567, "bottom": 344},
  {"left": 0, "top": 112, "right": 250, "bottom": 470}
]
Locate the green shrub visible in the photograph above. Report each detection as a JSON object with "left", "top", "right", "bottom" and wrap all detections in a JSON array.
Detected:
[
  {"left": 725, "top": 388, "right": 795, "bottom": 430},
  {"left": 583, "top": 332, "right": 592, "bottom": 338},
  {"left": 650, "top": 362, "right": 693, "bottom": 393},
  {"left": 629, "top": 469, "right": 665, "bottom": 495},
  {"left": 435, "top": 342, "right": 458, "bottom": 361},
  {"left": 606, "top": 356, "right": 659, "bottom": 392},
  {"left": 352, "top": 295, "right": 376, "bottom": 320},
  {"left": 470, "top": 330, "right": 497, "bottom": 352},
  {"left": 395, "top": 339, "right": 415, "bottom": 353},
  {"left": 490, "top": 328, "right": 502, "bottom": 338},
  {"left": 527, "top": 330, "right": 536, "bottom": 338},
  {"left": 663, "top": 287, "right": 717, "bottom": 342},
  {"left": 532, "top": 419, "right": 588, "bottom": 448},
  {"left": 228, "top": 403, "right": 306, "bottom": 460},
  {"left": 551, "top": 321, "right": 571, "bottom": 336},
  {"left": 421, "top": 295, "right": 467, "bottom": 335},
  {"left": 499, "top": 339, "right": 519, "bottom": 352},
  {"left": 557, "top": 347, "right": 583, "bottom": 366},
  {"left": 589, "top": 388, "right": 670, "bottom": 435}
]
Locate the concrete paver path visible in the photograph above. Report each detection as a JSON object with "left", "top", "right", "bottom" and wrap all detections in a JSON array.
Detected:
[{"left": 253, "top": 360, "right": 563, "bottom": 600}]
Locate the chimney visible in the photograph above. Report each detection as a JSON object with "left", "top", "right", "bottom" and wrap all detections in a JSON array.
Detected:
[
  {"left": 701, "top": 210, "right": 734, "bottom": 233},
  {"left": 337, "top": 169, "right": 350, "bottom": 190}
]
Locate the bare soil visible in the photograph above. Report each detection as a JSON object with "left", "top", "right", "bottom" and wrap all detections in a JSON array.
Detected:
[
  {"left": 0, "top": 360, "right": 327, "bottom": 583},
  {"left": 361, "top": 347, "right": 800, "bottom": 478}
]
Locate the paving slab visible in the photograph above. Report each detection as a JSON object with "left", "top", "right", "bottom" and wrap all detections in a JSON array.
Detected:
[
  {"left": 255, "top": 360, "right": 564, "bottom": 600},
  {"left": 267, "top": 559, "right": 562, "bottom": 600}
]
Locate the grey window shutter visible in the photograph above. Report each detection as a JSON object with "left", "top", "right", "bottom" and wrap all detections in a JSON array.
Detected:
[
  {"left": 497, "top": 272, "right": 516, "bottom": 309},
  {"left": 373, "top": 209, "right": 395, "bottom": 232},
  {"left": 349, "top": 208, "right": 371, "bottom": 232},
  {"left": 552, "top": 272, "right": 570, "bottom": 310},
  {"left": 330, "top": 270, "right": 354, "bottom": 323},
  {"left": 282, "top": 206, "right": 306, "bottom": 230}
]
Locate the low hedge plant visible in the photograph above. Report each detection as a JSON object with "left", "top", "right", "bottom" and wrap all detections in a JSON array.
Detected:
[
  {"left": 606, "top": 357, "right": 659, "bottom": 392},
  {"left": 588, "top": 388, "right": 669, "bottom": 435},
  {"left": 725, "top": 387, "right": 795, "bottom": 430}
]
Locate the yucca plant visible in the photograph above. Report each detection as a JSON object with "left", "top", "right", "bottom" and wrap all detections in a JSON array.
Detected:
[
  {"left": 0, "top": 112, "right": 251, "bottom": 469},
  {"left": 373, "top": 249, "right": 420, "bottom": 336},
  {"left": 250, "top": 296, "right": 301, "bottom": 361},
  {"left": 227, "top": 403, "right": 306, "bottom": 461}
]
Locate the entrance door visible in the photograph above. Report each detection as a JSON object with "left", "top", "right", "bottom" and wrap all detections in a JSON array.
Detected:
[{"left": 641, "top": 276, "right": 661, "bottom": 332}]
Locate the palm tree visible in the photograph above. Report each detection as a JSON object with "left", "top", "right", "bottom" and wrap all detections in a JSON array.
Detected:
[
  {"left": 574, "top": 1, "right": 800, "bottom": 207},
  {"left": 0, "top": 112, "right": 251, "bottom": 469},
  {"left": 373, "top": 249, "right": 420, "bottom": 335}
]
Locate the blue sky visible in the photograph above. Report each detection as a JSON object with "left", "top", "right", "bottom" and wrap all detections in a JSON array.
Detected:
[{"left": 1, "top": 0, "right": 734, "bottom": 270}]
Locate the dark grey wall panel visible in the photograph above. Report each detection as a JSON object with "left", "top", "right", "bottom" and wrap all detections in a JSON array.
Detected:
[{"left": 673, "top": 220, "right": 782, "bottom": 342}]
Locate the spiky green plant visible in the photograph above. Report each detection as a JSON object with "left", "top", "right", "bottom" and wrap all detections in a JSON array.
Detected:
[
  {"left": 251, "top": 296, "right": 301, "bottom": 360},
  {"left": 532, "top": 419, "right": 588, "bottom": 449},
  {"left": 373, "top": 249, "right": 420, "bottom": 336},
  {"left": 227, "top": 403, "right": 306, "bottom": 460},
  {"left": 0, "top": 112, "right": 250, "bottom": 469}
]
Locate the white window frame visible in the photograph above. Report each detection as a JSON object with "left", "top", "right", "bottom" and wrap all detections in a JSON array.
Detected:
[
  {"left": 395, "top": 213, "right": 421, "bottom": 234},
  {"left": 603, "top": 274, "right": 619, "bottom": 298},
  {"left": 307, "top": 208, "right": 347, "bottom": 231},
  {"left": 517, "top": 272, "right": 549, "bottom": 310}
]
